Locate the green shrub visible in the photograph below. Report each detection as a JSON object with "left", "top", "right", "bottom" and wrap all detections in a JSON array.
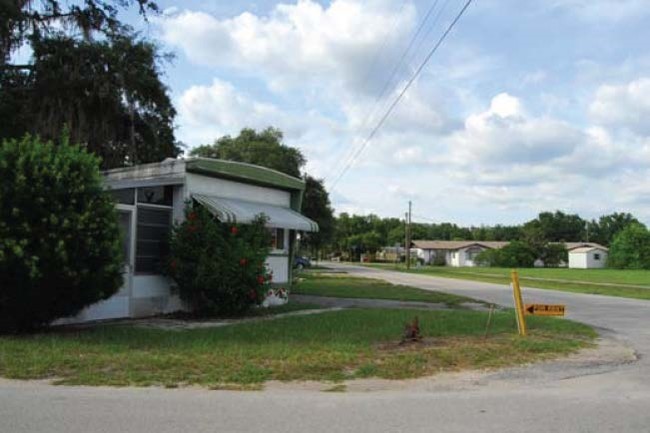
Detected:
[
  {"left": 169, "top": 204, "right": 272, "bottom": 316},
  {"left": 474, "top": 241, "right": 537, "bottom": 268},
  {"left": 474, "top": 248, "right": 501, "bottom": 267},
  {"left": 540, "top": 243, "right": 568, "bottom": 267},
  {"left": 608, "top": 223, "right": 650, "bottom": 269},
  {"left": 0, "top": 135, "right": 123, "bottom": 332}
]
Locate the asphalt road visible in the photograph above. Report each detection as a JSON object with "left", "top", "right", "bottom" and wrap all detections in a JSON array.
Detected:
[{"left": 2, "top": 263, "right": 650, "bottom": 433}]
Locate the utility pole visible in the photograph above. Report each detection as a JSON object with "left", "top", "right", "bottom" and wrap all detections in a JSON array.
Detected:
[
  {"left": 404, "top": 212, "right": 408, "bottom": 268},
  {"left": 406, "top": 201, "right": 412, "bottom": 269}
]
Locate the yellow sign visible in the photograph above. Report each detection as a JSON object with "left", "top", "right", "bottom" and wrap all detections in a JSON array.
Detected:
[{"left": 524, "top": 304, "right": 566, "bottom": 316}]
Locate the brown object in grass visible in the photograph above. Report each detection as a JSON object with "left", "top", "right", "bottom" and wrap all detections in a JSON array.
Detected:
[{"left": 401, "top": 316, "right": 422, "bottom": 344}]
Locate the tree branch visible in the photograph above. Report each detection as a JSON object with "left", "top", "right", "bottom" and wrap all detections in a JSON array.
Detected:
[
  {"left": 23, "top": 12, "right": 78, "bottom": 22},
  {"left": 0, "top": 64, "right": 34, "bottom": 70}
]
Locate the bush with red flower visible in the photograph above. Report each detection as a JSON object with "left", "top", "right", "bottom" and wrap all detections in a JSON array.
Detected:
[{"left": 168, "top": 204, "right": 272, "bottom": 316}]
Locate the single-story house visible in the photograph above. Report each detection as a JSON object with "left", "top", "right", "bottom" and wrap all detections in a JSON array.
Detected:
[
  {"left": 411, "top": 240, "right": 509, "bottom": 267},
  {"left": 60, "top": 157, "right": 318, "bottom": 324},
  {"left": 568, "top": 245, "right": 609, "bottom": 269}
]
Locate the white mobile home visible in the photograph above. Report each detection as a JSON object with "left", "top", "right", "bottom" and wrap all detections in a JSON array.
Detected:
[
  {"left": 411, "top": 240, "right": 508, "bottom": 267},
  {"left": 60, "top": 158, "right": 318, "bottom": 324}
]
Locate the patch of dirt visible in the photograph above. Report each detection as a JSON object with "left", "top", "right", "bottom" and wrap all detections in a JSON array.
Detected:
[
  {"left": 376, "top": 337, "right": 443, "bottom": 352},
  {"left": 262, "top": 334, "right": 637, "bottom": 393}
]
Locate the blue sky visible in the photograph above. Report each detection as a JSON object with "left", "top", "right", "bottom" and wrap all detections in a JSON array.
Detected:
[{"left": 125, "top": 0, "right": 650, "bottom": 225}]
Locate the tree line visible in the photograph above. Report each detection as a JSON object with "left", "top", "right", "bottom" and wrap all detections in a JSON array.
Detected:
[{"left": 331, "top": 211, "right": 643, "bottom": 260}]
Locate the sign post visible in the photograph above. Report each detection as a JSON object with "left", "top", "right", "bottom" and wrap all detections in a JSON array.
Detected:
[{"left": 511, "top": 270, "right": 527, "bottom": 336}]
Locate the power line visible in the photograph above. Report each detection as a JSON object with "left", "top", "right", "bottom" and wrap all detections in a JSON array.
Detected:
[
  {"left": 329, "top": 0, "right": 475, "bottom": 191},
  {"left": 336, "top": 0, "right": 452, "bottom": 181},
  {"left": 361, "top": 0, "right": 442, "bottom": 122},
  {"left": 359, "top": 0, "right": 410, "bottom": 93},
  {"left": 406, "top": 0, "right": 453, "bottom": 76},
  {"left": 325, "top": 0, "right": 443, "bottom": 183}
]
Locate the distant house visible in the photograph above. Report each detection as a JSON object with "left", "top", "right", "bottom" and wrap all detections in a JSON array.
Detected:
[
  {"left": 568, "top": 245, "right": 609, "bottom": 269},
  {"left": 411, "top": 240, "right": 509, "bottom": 267}
]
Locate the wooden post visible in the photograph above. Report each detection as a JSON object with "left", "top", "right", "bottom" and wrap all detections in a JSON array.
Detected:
[{"left": 511, "top": 269, "right": 527, "bottom": 336}]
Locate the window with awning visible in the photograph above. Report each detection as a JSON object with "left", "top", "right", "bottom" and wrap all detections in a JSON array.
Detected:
[{"left": 192, "top": 194, "right": 319, "bottom": 232}]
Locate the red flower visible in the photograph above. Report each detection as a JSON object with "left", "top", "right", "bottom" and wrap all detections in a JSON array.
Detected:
[
  {"left": 257, "top": 275, "right": 265, "bottom": 285},
  {"left": 239, "top": 258, "right": 248, "bottom": 266},
  {"left": 230, "top": 226, "right": 238, "bottom": 235},
  {"left": 187, "top": 212, "right": 197, "bottom": 221},
  {"left": 248, "top": 290, "right": 257, "bottom": 300},
  {"left": 187, "top": 224, "right": 198, "bottom": 233},
  {"left": 266, "top": 273, "right": 273, "bottom": 282}
]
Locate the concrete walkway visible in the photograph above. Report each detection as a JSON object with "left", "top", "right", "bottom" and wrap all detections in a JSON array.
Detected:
[
  {"left": 292, "top": 294, "right": 489, "bottom": 311},
  {"left": 126, "top": 307, "right": 345, "bottom": 330}
]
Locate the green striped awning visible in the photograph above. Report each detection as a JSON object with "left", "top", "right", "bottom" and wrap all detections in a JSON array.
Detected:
[{"left": 193, "top": 194, "right": 319, "bottom": 232}]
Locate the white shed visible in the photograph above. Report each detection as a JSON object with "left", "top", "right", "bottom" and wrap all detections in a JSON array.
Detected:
[{"left": 568, "top": 246, "right": 608, "bottom": 269}]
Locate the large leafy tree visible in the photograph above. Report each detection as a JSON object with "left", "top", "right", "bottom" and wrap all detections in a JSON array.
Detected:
[
  {"left": 0, "top": 1, "right": 179, "bottom": 169},
  {"left": 522, "top": 211, "right": 586, "bottom": 243},
  {"left": 191, "top": 128, "right": 305, "bottom": 178},
  {"left": 301, "top": 175, "right": 335, "bottom": 256},
  {"left": 587, "top": 212, "right": 640, "bottom": 246},
  {"left": 1, "top": 1, "right": 158, "bottom": 65},
  {"left": 608, "top": 223, "right": 650, "bottom": 269},
  {"left": 190, "top": 127, "right": 335, "bottom": 253}
]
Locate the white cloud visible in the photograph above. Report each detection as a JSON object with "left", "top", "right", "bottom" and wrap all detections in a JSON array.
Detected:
[
  {"left": 176, "top": 79, "right": 285, "bottom": 145},
  {"left": 589, "top": 77, "right": 650, "bottom": 135},
  {"left": 176, "top": 78, "right": 340, "bottom": 148},
  {"left": 159, "top": 0, "right": 416, "bottom": 95},
  {"left": 449, "top": 93, "right": 581, "bottom": 165}
]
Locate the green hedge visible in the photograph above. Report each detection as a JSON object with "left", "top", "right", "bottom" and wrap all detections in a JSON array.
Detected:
[{"left": 0, "top": 135, "right": 123, "bottom": 332}]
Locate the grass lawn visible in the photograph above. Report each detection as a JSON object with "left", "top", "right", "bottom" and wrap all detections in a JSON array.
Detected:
[
  {"left": 0, "top": 308, "right": 595, "bottom": 388},
  {"left": 293, "top": 272, "right": 475, "bottom": 306},
  {"left": 366, "top": 263, "right": 650, "bottom": 300},
  {"left": 438, "top": 267, "right": 650, "bottom": 286}
]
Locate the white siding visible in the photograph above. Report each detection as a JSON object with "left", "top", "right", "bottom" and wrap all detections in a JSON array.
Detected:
[
  {"left": 569, "top": 250, "right": 608, "bottom": 269},
  {"left": 568, "top": 253, "right": 588, "bottom": 269},
  {"left": 587, "top": 250, "right": 607, "bottom": 268},
  {"left": 449, "top": 250, "right": 460, "bottom": 267},
  {"left": 415, "top": 248, "right": 434, "bottom": 264},
  {"left": 185, "top": 173, "right": 290, "bottom": 207},
  {"left": 445, "top": 246, "right": 488, "bottom": 267},
  {"left": 266, "top": 256, "right": 290, "bottom": 284}
]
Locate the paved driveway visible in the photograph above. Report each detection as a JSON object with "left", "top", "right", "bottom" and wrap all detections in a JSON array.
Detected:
[{"left": 2, "top": 263, "right": 650, "bottom": 433}]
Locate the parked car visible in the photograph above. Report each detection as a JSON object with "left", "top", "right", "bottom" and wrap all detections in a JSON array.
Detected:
[{"left": 294, "top": 256, "right": 311, "bottom": 270}]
